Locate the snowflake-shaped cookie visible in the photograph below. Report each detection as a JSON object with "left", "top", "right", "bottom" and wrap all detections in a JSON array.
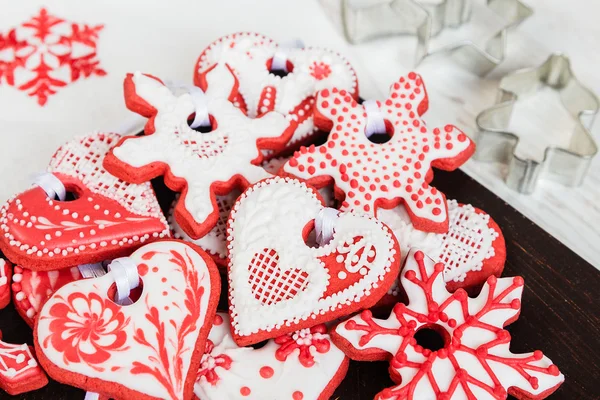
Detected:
[
  {"left": 333, "top": 249, "right": 564, "bottom": 400},
  {"left": 104, "top": 64, "right": 296, "bottom": 239},
  {"left": 283, "top": 73, "right": 475, "bottom": 233}
]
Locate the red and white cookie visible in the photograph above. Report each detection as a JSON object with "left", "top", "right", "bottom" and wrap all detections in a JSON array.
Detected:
[
  {"left": 227, "top": 176, "right": 400, "bottom": 346},
  {"left": 282, "top": 73, "right": 475, "bottom": 233},
  {"left": 378, "top": 200, "right": 505, "bottom": 305},
  {"left": 0, "top": 258, "right": 12, "bottom": 309},
  {"left": 35, "top": 240, "right": 220, "bottom": 400},
  {"left": 194, "top": 313, "right": 348, "bottom": 399},
  {"left": 333, "top": 249, "right": 564, "bottom": 400},
  {"left": 12, "top": 265, "right": 82, "bottom": 326},
  {"left": 0, "top": 330, "right": 48, "bottom": 395},
  {"left": 104, "top": 64, "right": 296, "bottom": 240},
  {"left": 195, "top": 32, "right": 358, "bottom": 155},
  {"left": 0, "top": 132, "right": 169, "bottom": 271}
]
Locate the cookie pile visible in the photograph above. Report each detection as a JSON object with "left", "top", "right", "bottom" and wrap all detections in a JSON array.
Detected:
[{"left": 0, "top": 33, "right": 563, "bottom": 400}]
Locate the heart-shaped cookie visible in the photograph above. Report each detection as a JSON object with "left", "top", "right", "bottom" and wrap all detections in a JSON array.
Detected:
[
  {"left": 227, "top": 177, "right": 400, "bottom": 346},
  {"left": 35, "top": 240, "right": 220, "bottom": 400},
  {"left": 0, "top": 132, "right": 170, "bottom": 270},
  {"left": 195, "top": 32, "right": 358, "bottom": 155}
]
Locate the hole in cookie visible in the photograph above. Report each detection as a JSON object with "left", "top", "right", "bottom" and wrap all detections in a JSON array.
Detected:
[
  {"left": 414, "top": 324, "right": 450, "bottom": 352},
  {"left": 250, "top": 340, "right": 269, "bottom": 350},
  {"left": 107, "top": 280, "right": 144, "bottom": 306},
  {"left": 52, "top": 182, "right": 82, "bottom": 202},
  {"left": 266, "top": 58, "right": 294, "bottom": 78},
  {"left": 302, "top": 219, "right": 334, "bottom": 248},
  {"left": 188, "top": 114, "right": 217, "bottom": 133},
  {"left": 366, "top": 119, "right": 395, "bottom": 144}
]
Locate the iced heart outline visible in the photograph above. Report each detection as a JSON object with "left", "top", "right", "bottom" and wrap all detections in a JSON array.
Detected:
[
  {"left": 227, "top": 176, "right": 400, "bottom": 346},
  {"left": 34, "top": 240, "right": 220, "bottom": 400}
]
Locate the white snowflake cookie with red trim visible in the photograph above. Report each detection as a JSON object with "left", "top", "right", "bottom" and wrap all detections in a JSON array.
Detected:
[
  {"left": 0, "top": 132, "right": 169, "bottom": 271},
  {"left": 194, "top": 32, "right": 358, "bottom": 155},
  {"left": 194, "top": 313, "right": 348, "bottom": 399},
  {"left": 282, "top": 73, "right": 475, "bottom": 233},
  {"left": 104, "top": 64, "right": 296, "bottom": 240},
  {"left": 35, "top": 240, "right": 221, "bottom": 400},
  {"left": 333, "top": 249, "right": 564, "bottom": 400},
  {"left": 378, "top": 200, "right": 505, "bottom": 306},
  {"left": 227, "top": 176, "right": 400, "bottom": 346}
]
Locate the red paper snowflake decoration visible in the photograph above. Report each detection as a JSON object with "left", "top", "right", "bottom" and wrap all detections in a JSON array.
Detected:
[
  {"left": 282, "top": 73, "right": 475, "bottom": 233},
  {"left": 332, "top": 249, "right": 564, "bottom": 400},
  {"left": 0, "top": 8, "right": 105, "bottom": 106}
]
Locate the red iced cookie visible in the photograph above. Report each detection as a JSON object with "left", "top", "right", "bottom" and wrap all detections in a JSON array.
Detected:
[
  {"left": 227, "top": 176, "right": 400, "bottom": 346},
  {"left": 0, "top": 258, "right": 12, "bottom": 309},
  {"left": 333, "top": 250, "right": 564, "bottom": 400},
  {"left": 0, "top": 330, "right": 48, "bottom": 395},
  {"left": 282, "top": 73, "right": 475, "bottom": 233},
  {"left": 195, "top": 32, "right": 358, "bottom": 156},
  {"left": 0, "top": 132, "right": 169, "bottom": 271},
  {"left": 104, "top": 65, "right": 296, "bottom": 240}
]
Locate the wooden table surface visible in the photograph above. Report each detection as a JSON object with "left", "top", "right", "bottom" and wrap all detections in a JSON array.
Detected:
[{"left": 0, "top": 169, "right": 598, "bottom": 399}]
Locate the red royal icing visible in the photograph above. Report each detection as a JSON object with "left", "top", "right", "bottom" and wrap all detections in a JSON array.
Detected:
[{"left": 274, "top": 324, "right": 331, "bottom": 368}]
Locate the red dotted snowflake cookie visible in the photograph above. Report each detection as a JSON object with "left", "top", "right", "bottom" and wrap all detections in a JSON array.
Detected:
[
  {"left": 104, "top": 64, "right": 296, "bottom": 240},
  {"left": 283, "top": 73, "right": 475, "bottom": 233},
  {"left": 194, "top": 313, "right": 348, "bottom": 400},
  {"left": 0, "top": 132, "right": 169, "bottom": 271},
  {"left": 0, "top": 8, "right": 105, "bottom": 106},
  {"left": 332, "top": 249, "right": 564, "bottom": 400},
  {"left": 195, "top": 32, "right": 358, "bottom": 155}
]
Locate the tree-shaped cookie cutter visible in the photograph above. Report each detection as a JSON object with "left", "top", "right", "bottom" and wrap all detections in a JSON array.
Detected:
[
  {"left": 474, "top": 53, "right": 599, "bottom": 194},
  {"left": 342, "top": 0, "right": 532, "bottom": 75}
]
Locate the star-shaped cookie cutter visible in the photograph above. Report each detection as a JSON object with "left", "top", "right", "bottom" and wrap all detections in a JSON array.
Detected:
[
  {"left": 473, "top": 53, "right": 599, "bottom": 194},
  {"left": 341, "top": 0, "right": 532, "bottom": 75}
]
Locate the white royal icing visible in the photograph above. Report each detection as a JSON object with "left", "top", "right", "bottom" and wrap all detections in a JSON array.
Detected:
[
  {"left": 36, "top": 241, "right": 216, "bottom": 400},
  {"left": 194, "top": 313, "right": 346, "bottom": 400},
  {"left": 227, "top": 176, "right": 396, "bottom": 337}
]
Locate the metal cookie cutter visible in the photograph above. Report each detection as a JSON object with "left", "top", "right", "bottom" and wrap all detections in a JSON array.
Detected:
[
  {"left": 473, "top": 53, "right": 599, "bottom": 194},
  {"left": 341, "top": 0, "right": 532, "bottom": 76}
]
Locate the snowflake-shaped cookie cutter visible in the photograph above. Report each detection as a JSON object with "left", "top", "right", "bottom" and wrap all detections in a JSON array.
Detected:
[
  {"left": 342, "top": 0, "right": 532, "bottom": 76},
  {"left": 333, "top": 249, "right": 564, "bottom": 399},
  {"left": 473, "top": 53, "right": 599, "bottom": 194}
]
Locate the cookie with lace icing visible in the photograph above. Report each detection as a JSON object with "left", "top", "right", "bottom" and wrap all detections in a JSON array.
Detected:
[
  {"left": 194, "top": 312, "right": 348, "bottom": 399},
  {"left": 104, "top": 64, "right": 296, "bottom": 240},
  {"left": 194, "top": 32, "right": 358, "bottom": 156},
  {"left": 332, "top": 249, "right": 564, "bottom": 400},
  {"left": 0, "top": 133, "right": 169, "bottom": 271},
  {"left": 35, "top": 240, "right": 220, "bottom": 400},
  {"left": 227, "top": 176, "right": 400, "bottom": 346},
  {"left": 282, "top": 73, "right": 475, "bottom": 233},
  {"left": 0, "top": 330, "right": 48, "bottom": 395},
  {"left": 377, "top": 200, "right": 505, "bottom": 308},
  {"left": 0, "top": 258, "right": 12, "bottom": 309}
]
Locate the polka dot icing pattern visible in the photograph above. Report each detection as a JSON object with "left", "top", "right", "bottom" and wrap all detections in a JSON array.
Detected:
[
  {"left": 0, "top": 259, "right": 12, "bottom": 309},
  {"left": 194, "top": 313, "right": 348, "bottom": 400},
  {"left": 195, "top": 32, "right": 358, "bottom": 152},
  {"left": 227, "top": 176, "right": 400, "bottom": 346},
  {"left": 35, "top": 240, "right": 220, "bottom": 400},
  {"left": 104, "top": 64, "right": 296, "bottom": 240},
  {"left": 332, "top": 249, "right": 564, "bottom": 400},
  {"left": 0, "top": 132, "right": 169, "bottom": 270},
  {"left": 283, "top": 73, "right": 475, "bottom": 233}
]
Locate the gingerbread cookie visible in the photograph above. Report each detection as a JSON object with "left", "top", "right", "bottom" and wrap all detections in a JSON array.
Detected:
[
  {"left": 195, "top": 32, "right": 358, "bottom": 156},
  {"left": 0, "top": 258, "right": 12, "bottom": 309},
  {"left": 12, "top": 265, "right": 82, "bottom": 326},
  {"left": 0, "top": 331, "right": 48, "bottom": 395},
  {"left": 0, "top": 132, "right": 169, "bottom": 271},
  {"left": 333, "top": 249, "right": 564, "bottom": 400},
  {"left": 379, "top": 200, "right": 505, "bottom": 304},
  {"left": 104, "top": 64, "right": 296, "bottom": 240},
  {"left": 227, "top": 176, "right": 400, "bottom": 346},
  {"left": 194, "top": 312, "right": 348, "bottom": 399},
  {"left": 35, "top": 240, "right": 220, "bottom": 400},
  {"left": 282, "top": 73, "right": 475, "bottom": 233}
]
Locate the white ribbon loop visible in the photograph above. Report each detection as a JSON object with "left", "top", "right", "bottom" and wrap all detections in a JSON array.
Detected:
[
  {"left": 107, "top": 257, "right": 140, "bottom": 302},
  {"left": 165, "top": 80, "right": 211, "bottom": 129},
  {"left": 271, "top": 39, "right": 305, "bottom": 72},
  {"left": 363, "top": 100, "right": 387, "bottom": 138},
  {"left": 32, "top": 172, "right": 67, "bottom": 201},
  {"left": 315, "top": 207, "right": 340, "bottom": 247}
]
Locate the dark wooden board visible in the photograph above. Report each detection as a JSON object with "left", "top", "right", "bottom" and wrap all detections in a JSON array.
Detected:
[{"left": 0, "top": 169, "right": 598, "bottom": 399}]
